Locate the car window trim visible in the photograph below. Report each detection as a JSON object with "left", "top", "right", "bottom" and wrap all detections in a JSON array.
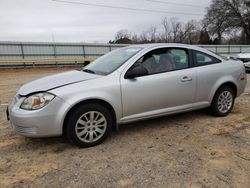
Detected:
[
  {"left": 191, "top": 49, "right": 222, "bottom": 67},
  {"left": 124, "top": 47, "right": 192, "bottom": 79}
]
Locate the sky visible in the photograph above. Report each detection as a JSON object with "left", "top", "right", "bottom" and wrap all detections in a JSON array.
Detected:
[{"left": 0, "top": 0, "right": 211, "bottom": 43}]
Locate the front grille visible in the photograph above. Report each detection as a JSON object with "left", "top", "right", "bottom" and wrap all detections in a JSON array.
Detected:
[{"left": 14, "top": 124, "right": 37, "bottom": 134}]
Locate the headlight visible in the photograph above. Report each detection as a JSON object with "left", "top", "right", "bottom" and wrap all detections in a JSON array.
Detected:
[{"left": 20, "top": 92, "right": 55, "bottom": 110}]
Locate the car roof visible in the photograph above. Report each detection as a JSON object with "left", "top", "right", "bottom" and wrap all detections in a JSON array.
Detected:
[
  {"left": 125, "top": 43, "right": 223, "bottom": 60},
  {"left": 129, "top": 43, "right": 204, "bottom": 51}
]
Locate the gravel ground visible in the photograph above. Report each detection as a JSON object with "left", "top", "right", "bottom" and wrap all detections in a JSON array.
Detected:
[{"left": 0, "top": 68, "right": 250, "bottom": 188}]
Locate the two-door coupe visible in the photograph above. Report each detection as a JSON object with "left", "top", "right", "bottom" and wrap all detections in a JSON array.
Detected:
[{"left": 7, "top": 44, "right": 247, "bottom": 147}]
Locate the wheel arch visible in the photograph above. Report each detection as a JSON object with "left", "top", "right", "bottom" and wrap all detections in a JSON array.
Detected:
[
  {"left": 211, "top": 81, "right": 238, "bottom": 103},
  {"left": 63, "top": 99, "right": 118, "bottom": 136}
]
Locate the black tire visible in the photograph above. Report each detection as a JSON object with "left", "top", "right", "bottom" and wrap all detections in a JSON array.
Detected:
[
  {"left": 65, "top": 103, "right": 112, "bottom": 148},
  {"left": 209, "top": 86, "right": 235, "bottom": 117}
]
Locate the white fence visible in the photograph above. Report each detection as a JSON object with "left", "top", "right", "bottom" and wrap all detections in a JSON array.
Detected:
[{"left": 0, "top": 41, "right": 249, "bottom": 67}]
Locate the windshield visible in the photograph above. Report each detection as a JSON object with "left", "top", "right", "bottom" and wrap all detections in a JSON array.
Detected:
[{"left": 83, "top": 47, "right": 142, "bottom": 75}]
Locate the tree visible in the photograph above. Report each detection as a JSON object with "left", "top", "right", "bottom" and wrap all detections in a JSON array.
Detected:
[
  {"left": 160, "top": 17, "right": 200, "bottom": 44},
  {"left": 180, "top": 20, "right": 200, "bottom": 44},
  {"left": 225, "top": 0, "right": 250, "bottom": 43},
  {"left": 111, "top": 17, "right": 202, "bottom": 44},
  {"left": 115, "top": 37, "right": 132, "bottom": 44},
  {"left": 147, "top": 25, "right": 157, "bottom": 42},
  {"left": 139, "top": 31, "right": 149, "bottom": 43},
  {"left": 115, "top": 29, "right": 130, "bottom": 41},
  {"left": 114, "top": 29, "right": 132, "bottom": 44},
  {"left": 170, "top": 17, "right": 182, "bottom": 42},
  {"left": 161, "top": 17, "right": 171, "bottom": 42},
  {"left": 203, "top": 0, "right": 229, "bottom": 44},
  {"left": 131, "top": 33, "right": 140, "bottom": 43},
  {"left": 199, "top": 30, "right": 211, "bottom": 44},
  {"left": 204, "top": 0, "right": 250, "bottom": 44}
]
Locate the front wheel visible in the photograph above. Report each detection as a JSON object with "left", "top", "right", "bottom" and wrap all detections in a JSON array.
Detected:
[
  {"left": 66, "top": 103, "right": 112, "bottom": 148},
  {"left": 209, "top": 86, "right": 235, "bottom": 117}
]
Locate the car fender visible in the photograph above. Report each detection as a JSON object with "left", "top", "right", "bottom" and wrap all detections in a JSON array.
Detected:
[
  {"left": 54, "top": 89, "right": 122, "bottom": 132},
  {"left": 208, "top": 75, "right": 238, "bottom": 103}
]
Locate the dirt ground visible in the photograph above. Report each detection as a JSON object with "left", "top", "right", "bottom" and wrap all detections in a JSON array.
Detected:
[{"left": 0, "top": 68, "right": 250, "bottom": 188}]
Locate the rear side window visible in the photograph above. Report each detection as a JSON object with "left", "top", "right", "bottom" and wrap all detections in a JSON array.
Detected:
[{"left": 193, "top": 50, "right": 221, "bottom": 66}]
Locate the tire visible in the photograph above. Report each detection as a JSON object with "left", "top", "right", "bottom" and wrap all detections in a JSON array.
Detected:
[
  {"left": 65, "top": 103, "right": 112, "bottom": 148},
  {"left": 209, "top": 86, "right": 235, "bottom": 117}
]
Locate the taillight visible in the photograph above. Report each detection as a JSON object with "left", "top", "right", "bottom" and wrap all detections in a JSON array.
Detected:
[{"left": 240, "top": 68, "right": 246, "bottom": 81}]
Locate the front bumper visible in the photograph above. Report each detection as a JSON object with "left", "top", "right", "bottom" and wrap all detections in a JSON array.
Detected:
[{"left": 8, "top": 95, "right": 71, "bottom": 137}]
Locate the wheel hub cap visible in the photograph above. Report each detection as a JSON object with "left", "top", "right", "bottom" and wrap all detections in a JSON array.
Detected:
[
  {"left": 218, "top": 91, "right": 233, "bottom": 113},
  {"left": 75, "top": 111, "right": 107, "bottom": 143}
]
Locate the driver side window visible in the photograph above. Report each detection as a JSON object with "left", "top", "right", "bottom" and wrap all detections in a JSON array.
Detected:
[{"left": 134, "top": 48, "right": 189, "bottom": 75}]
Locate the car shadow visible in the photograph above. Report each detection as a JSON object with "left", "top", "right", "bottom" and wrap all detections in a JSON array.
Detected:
[
  {"left": 117, "top": 109, "right": 208, "bottom": 133},
  {"left": 15, "top": 109, "right": 209, "bottom": 149}
]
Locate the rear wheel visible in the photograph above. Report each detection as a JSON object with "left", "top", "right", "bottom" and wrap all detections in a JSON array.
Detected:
[
  {"left": 209, "top": 86, "right": 235, "bottom": 117},
  {"left": 66, "top": 103, "right": 112, "bottom": 148}
]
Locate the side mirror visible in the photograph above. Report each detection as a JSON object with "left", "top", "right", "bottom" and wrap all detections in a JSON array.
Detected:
[{"left": 125, "top": 65, "right": 149, "bottom": 79}]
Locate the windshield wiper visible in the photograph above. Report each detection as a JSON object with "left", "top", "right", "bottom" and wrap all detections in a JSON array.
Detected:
[{"left": 82, "top": 69, "right": 95, "bottom": 74}]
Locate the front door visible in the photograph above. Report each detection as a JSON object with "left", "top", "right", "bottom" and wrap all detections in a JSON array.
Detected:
[{"left": 120, "top": 47, "right": 196, "bottom": 121}]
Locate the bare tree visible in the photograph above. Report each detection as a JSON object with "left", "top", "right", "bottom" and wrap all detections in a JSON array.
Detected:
[
  {"left": 110, "top": 0, "right": 250, "bottom": 45},
  {"left": 203, "top": 0, "right": 229, "bottom": 44},
  {"left": 115, "top": 29, "right": 131, "bottom": 41},
  {"left": 147, "top": 25, "right": 158, "bottom": 42},
  {"left": 199, "top": 30, "right": 211, "bottom": 44},
  {"left": 139, "top": 31, "right": 149, "bottom": 43},
  {"left": 204, "top": 0, "right": 250, "bottom": 44},
  {"left": 161, "top": 17, "right": 171, "bottom": 42},
  {"left": 111, "top": 17, "right": 202, "bottom": 44},
  {"left": 131, "top": 33, "right": 140, "bottom": 43},
  {"left": 182, "top": 20, "right": 200, "bottom": 44},
  {"left": 170, "top": 17, "right": 182, "bottom": 42},
  {"left": 113, "top": 29, "right": 133, "bottom": 44}
]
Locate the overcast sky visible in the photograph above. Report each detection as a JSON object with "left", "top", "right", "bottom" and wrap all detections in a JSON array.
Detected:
[{"left": 0, "top": 0, "right": 211, "bottom": 43}]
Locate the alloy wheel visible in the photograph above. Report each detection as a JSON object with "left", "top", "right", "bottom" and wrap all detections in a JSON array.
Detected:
[
  {"left": 75, "top": 111, "right": 107, "bottom": 143},
  {"left": 217, "top": 91, "right": 233, "bottom": 113}
]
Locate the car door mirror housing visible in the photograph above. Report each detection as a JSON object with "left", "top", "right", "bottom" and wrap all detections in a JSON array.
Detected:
[{"left": 125, "top": 65, "right": 149, "bottom": 79}]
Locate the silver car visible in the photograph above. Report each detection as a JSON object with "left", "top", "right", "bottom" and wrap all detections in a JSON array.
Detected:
[
  {"left": 7, "top": 44, "right": 247, "bottom": 147},
  {"left": 235, "top": 48, "right": 250, "bottom": 72}
]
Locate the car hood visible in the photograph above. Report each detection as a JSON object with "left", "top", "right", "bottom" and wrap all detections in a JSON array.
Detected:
[
  {"left": 236, "top": 53, "right": 250, "bottom": 58},
  {"left": 18, "top": 70, "right": 101, "bottom": 96}
]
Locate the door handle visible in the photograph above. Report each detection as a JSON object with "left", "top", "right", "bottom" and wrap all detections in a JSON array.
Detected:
[{"left": 181, "top": 76, "right": 192, "bottom": 82}]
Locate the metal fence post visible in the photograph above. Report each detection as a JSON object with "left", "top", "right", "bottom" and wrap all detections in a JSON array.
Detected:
[
  {"left": 20, "top": 43, "right": 26, "bottom": 68},
  {"left": 53, "top": 43, "right": 57, "bottom": 67},
  {"left": 82, "top": 45, "right": 85, "bottom": 58}
]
